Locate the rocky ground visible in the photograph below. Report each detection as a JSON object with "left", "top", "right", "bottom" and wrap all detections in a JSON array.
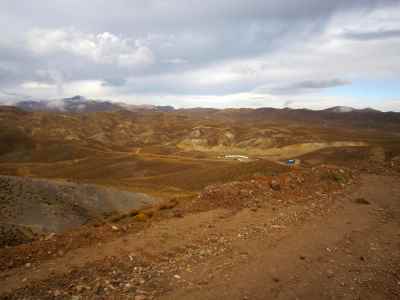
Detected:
[
  {"left": 0, "top": 165, "right": 399, "bottom": 299},
  {"left": 0, "top": 176, "right": 156, "bottom": 247}
]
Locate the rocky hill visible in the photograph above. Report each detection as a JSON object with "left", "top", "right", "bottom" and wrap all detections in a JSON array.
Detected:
[
  {"left": 13, "top": 96, "right": 175, "bottom": 113},
  {"left": 0, "top": 101, "right": 399, "bottom": 299},
  {"left": 0, "top": 175, "right": 156, "bottom": 247},
  {"left": 1, "top": 105, "right": 399, "bottom": 163}
]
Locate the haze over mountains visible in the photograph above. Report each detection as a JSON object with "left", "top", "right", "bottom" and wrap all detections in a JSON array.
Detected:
[
  {"left": 1, "top": 1, "right": 400, "bottom": 298},
  {"left": 13, "top": 95, "right": 175, "bottom": 113},
  {"left": 1, "top": 94, "right": 400, "bottom": 299},
  {"left": 4, "top": 95, "right": 393, "bottom": 114}
]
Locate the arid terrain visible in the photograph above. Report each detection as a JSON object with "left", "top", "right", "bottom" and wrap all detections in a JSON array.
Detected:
[{"left": 0, "top": 103, "right": 400, "bottom": 299}]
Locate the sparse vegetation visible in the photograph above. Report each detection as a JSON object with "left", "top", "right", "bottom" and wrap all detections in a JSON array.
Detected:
[{"left": 0, "top": 106, "right": 399, "bottom": 299}]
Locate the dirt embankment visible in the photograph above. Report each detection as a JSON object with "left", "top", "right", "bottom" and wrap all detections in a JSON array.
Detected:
[
  {"left": 0, "top": 175, "right": 157, "bottom": 247},
  {"left": 4, "top": 166, "right": 400, "bottom": 299}
]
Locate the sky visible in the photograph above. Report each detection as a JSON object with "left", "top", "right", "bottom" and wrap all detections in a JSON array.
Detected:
[{"left": 0, "top": 0, "right": 400, "bottom": 111}]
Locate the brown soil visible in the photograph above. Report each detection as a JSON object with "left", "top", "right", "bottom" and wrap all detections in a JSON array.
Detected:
[
  {"left": 0, "top": 169, "right": 399, "bottom": 299},
  {"left": 0, "top": 175, "right": 156, "bottom": 247},
  {"left": 0, "top": 107, "right": 399, "bottom": 299}
]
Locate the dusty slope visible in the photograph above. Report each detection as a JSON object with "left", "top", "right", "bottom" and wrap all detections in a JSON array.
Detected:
[
  {"left": 0, "top": 106, "right": 399, "bottom": 299},
  {"left": 0, "top": 175, "right": 156, "bottom": 247},
  {"left": 0, "top": 169, "right": 399, "bottom": 299},
  {"left": 3, "top": 106, "right": 397, "bottom": 163},
  {"left": 163, "top": 174, "right": 400, "bottom": 300}
]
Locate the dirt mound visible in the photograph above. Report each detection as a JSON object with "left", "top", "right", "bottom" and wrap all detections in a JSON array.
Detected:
[
  {"left": 0, "top": 126, "right": 34, "bottom": 157},
  {"left": 2, "top": 173, "right": 399, "bottom": 300},
  {"left": 0, "top": 223, "right": 36, "bottom": 248},
  {"left": 0, "top": 176, "right": 157, "bottom": 247},
  {"left": 390, "top": 155, "right": 400, "bottom": 172},
  {"left": 0, "top": 108, "right": 385, "bottom": 161},
  {"left": 196, "top": 165, "right": 354, "bottom": 211}
]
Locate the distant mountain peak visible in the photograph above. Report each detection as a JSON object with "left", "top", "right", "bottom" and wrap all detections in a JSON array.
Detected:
[
  {"left": 325, "top": 106, "right": 382, "bottom": 113},
  {"left": 64, "top": 95, "right": 87, "bottom": 102},
  {"left": 325, "top": 106, "right": 356, "bottom": 113},
  {"left": 13, "top": 96, "right": 176, "bottom": 113},
  {"left": 360, "top": 107, "right": 380, "bottom": 113}
]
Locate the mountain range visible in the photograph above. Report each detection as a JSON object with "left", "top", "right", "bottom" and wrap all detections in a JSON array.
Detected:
[
  {"left": 13, "top": 96, "right": 175, "bottom": 113},
  {"left": 2, "top": 95, "right": 389, "bottom": 114}
]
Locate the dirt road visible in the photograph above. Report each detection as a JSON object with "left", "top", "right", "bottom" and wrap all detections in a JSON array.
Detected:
[
  {"left": 162, "top": 174, "right": 400, "bottom": 300},
  {"left": 1, "top": 173, "right": 399, "bottom": 299}
]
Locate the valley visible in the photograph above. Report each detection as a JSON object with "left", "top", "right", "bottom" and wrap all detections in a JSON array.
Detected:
[
  {"left": 0, "top": 103, "right": 400, "bottom": 299},
  {"left": 2, "top": 1, "right": 400, "bottom": 299}
]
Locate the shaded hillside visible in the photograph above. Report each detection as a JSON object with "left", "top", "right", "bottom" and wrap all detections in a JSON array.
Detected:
[
  {"left": 0, "top": 175, "right": 156, "bottom": 247},
  {"left": 0, "top": 126, "right": 34, "bottom": 156},
  {"left": 1, "top": 106, "right": 398, "bottom": 163},
  {"left": 14, "top": 96, "right": 175, "bottom": 113}
]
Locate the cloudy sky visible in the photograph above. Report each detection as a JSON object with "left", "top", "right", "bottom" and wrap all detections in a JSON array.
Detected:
[{"left": 0, "top": 0, "right": 400, "bottom": 110}]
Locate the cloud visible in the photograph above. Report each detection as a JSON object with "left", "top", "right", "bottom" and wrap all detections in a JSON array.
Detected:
[
  {"left": 45, "top": 99, "right": 66, "bottom": 111},
  {"left": 163, "top": 58, "right": 188, "bottom": 65},
  {"left": 101, "top": 78, "right": 127, "bottom": 87},
  {"left": 341, "top": 29, "right": 400, "bottom": 40},
  {"left": 35, "top": 69, "right": 64, "bottom": 96},
  {"left": 27, "top": 28, "right": 154, "bottom": 67},
  {"left": 0, "top": 0, "right": 399, "bottom": 109},
  {"left": 256, "top": 79, "right": 351, "bottom": 95},
  {"left": 374, "top": 99, "right": 400, "bottom": 111},
  {"left": 0, "top": 89, "right": 35, "bottom": 103}
]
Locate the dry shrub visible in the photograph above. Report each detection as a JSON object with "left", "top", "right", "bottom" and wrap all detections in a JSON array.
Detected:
[{"left": 134, "top": 213, "right": 148, "bottom": 222}]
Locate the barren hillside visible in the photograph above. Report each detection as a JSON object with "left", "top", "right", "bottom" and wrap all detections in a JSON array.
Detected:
[{"left": 0, "top": 106, "right": 399, "bottom": 299}]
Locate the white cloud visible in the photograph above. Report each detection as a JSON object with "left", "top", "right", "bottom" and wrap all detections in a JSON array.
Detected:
[
  {"left": 1, "top": 1, "right": 399, "bottom": 110},
  {"left": 27, "top": 28, "right": 154, "bottom": 67},
  {"left": 375, "top": 99, "right": 400, "bottom": 111},
  {"left": 21, "top": 81, "right": 53, "bottom": 89},
  {"left": 35, "top": 69, "right": 64, "bottom": 96},
  {"left": 163, "top": 58, "right": 188, "bottom": 64},
  {"left": 46, "top": 99, "right": 66, "bottom": 111}
]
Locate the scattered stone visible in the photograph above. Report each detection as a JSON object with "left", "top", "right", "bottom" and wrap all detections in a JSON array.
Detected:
[
  {"left": 173, "top": 210, "right": 183, "bottom": 218},
  {"left": 25, "top": 263, "right": 31, "bottom": 268},
  {"left": 198, "top": 279, "right": 209, "bottom": 285},
  {"left": 135, "top": 295, "right": 147, "bottom": 300},
  {"left": 272, "top": 276, "right": 280, "bottom": 282},
  {"left": 271, "top": 225, "right": 286, "bottom": 229},
  {"left": 136, "top": 289, "right": 147, "bottom": 295},
  {"left": 270, "top": 179, "right": 281, "bottom": 191},
  {"left": 111, "top": 225, "right": 119, "bottom": 231},
  {"left": 7, "top": 261, "right": 14, "bottom": 268},
  {"left": 199, "top": 249, "right": 207, "bottom": 256},
  {"left": 174, "top": 274, "right": 181, "bottom": 280},
  {"left": 326, "top": 269, "right": 335, "bottom": 278},
  {"left": 75, "top": 285, "right": 86, "bottom": 292},
  {"left": 45, "top": 232, "right": 56, "bottom": 241},
  {"left": 354, "top": 198, "right": 370, "bottom": 205},
  {"left": 135, "top": 213, "right": 148, "bottom": 222}
]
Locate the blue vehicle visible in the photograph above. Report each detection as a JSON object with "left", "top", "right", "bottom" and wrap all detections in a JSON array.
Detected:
[{"left": 287, "top": 159, "right": 296, "bottom": 165}]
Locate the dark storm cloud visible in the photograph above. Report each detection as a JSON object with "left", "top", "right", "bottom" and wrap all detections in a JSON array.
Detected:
[
  {"left": 102, "top": 78, "right": 127, "bottom": 87},
  {"left": 2, "top": 1, "right": 397, "bottom": 31},
  {"left": 0, "top": 0, "right": 399, "bottom": 103},
  {"left": 287, "top": 79, "right": 351, "bottom": 91},
  {"left": 341, "top": 29, "right": 400, "bottom": 41},
  {"left": 256, "top": 79, "right": 351, "bottom": 95}
]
